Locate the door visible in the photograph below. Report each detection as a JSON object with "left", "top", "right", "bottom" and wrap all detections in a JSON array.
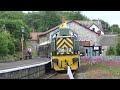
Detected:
[{"left": 86, "top": 49, "right": 88, "bottom": 56}]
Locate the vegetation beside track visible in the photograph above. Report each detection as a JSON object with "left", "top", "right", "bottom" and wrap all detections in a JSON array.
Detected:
[{"left": 80, "top": 62, "right": 120, "bottom": 79}]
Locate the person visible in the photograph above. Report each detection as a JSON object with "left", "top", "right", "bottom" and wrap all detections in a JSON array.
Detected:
[
  {"left": 28, "top": 47, "right": 32, "bottom": 59},
  {"left": 25, "top": 48, "right": 29, "bottom": 60}
]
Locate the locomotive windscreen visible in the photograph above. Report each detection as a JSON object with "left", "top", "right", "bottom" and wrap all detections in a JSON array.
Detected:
[{"left": 55, "top": 36, "right": 74, "bottom": 55}]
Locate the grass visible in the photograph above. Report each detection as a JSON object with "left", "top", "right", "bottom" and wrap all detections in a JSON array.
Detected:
[
  {"left": 0, "top": 52, "right": 22, "bottom": 63},
  {"left": 80, "top": 62, "right": 120, "bottom": 79},
  {"left": 96, "top": 63, "right": 120, "bottom": 78}
]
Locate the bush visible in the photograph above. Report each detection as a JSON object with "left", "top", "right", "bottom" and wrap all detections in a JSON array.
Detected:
[
  {"left": 106, "top": 46, "right": 115, "bottom": 56},
  {"left": 8, "top": 42, "right": 15, "bottom": 55},
  {"left": 14, "top": 39, "right": 22, "bottom": 52},
  {"left": 116, "top": 43, "right": 120, "bottom": 55},
  {"left": 0, "top": 31, "right": 9, "bottom": 56},
  {"left": 0, "top": 53, "right": 21, "bottom": 63}
]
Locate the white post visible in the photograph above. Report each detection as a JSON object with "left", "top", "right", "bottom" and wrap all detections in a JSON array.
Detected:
[{"left": 67, "top": 66, "right": 74, "bottom": 79}]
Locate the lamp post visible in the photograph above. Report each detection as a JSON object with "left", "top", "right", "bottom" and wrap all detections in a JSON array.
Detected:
[{"left": 21, "top": 26, "right": 24, "bottom": 60}]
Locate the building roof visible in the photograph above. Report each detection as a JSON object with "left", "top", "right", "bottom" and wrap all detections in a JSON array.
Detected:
[
  {"left": 74, "top": 20, "right": 103, "bottom": 31},
  {"left": 30, "top": 32, "right": 43, "bottom": 41},
  {"left": 98, "top": 35, "right": 117, "bottom": 46},
  {"left": 38, "top": 20, "right": 101, "bottom": 37},
  {"left": 39, "top": 41, "right": 50, "bottom": 46}
]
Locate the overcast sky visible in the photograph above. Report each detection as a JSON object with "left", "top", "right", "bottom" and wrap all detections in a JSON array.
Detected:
[
  {"left": 23, "top": 11, "right": 120, "bottom": 27},
  {"left": 82, "top": 11, "right": 120, "bottom": 26}
]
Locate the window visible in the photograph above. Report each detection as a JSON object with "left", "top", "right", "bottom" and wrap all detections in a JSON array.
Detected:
[
  {"left": 86, "top": 49, "right": 88, "bottom": 53},
  {"left": 92, "top": 28, "right": 95, "bottom": 31}
]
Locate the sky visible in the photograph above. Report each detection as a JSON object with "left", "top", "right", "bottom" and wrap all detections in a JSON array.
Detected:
[
  {"left": 23, "top": 11, "right": 120, "bottom": 27},
  {"left": 82, "top": 11, "right": 120, "bottom": 26}
]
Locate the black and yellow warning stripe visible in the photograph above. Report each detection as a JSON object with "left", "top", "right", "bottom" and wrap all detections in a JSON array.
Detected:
[{"left": 56, "top": 37, "right": 73, "bottom": 55}]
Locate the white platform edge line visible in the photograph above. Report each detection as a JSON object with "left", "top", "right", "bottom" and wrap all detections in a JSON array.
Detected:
[{"left": 0, "top": 61, "right": 50, "bottom": 74}]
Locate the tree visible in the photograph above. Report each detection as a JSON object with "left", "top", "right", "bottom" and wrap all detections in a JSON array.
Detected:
[
  {"left": 40, "top": 11, "right": 61, "bottom": 32},
  {"left": 24, "top": 11, "right": 89, "bottom": 32},
  {"left": 110, "top": 24, "right": 120, "bottom": 34},
  {"left": 56, "top": 11, "right": 89, "bottom": 20},
  {"left": 100, "top": 19, "right": 110, "bottom": 32},
  {"left": 0, "top": 11, "right": 24, "bottom": 20},
  {"left": 116, "top": 34, "right": 120, "bottom": 55},
  {"left": 0, "top": 31, "right": 12, "bottom": 56},
  {"left": 0, "top": 12, "right": 31, "bottom": 54},
  {"left": 67, "top": 11, "right": 89, "bottom": 20},
  {"left": 8, "top": 41, "right": 15, "bottom": 55},
  {"left": 24, "top": 11, "right": 62, "bottom": 32},
  {"left": 116, "top": 43, "right": 120, "bottom": 55},
  {"left": 106, "top": 46, "right": 115, "bottom": 56},
  {"left": 24, "top": 12, "right": 42, "bottom": 31}
]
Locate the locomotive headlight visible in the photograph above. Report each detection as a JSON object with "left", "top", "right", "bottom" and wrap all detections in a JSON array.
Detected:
[
  {"left": 52, "top": 59, "right": 58, "bottom": 65},
  {"left": 72, "top": 58, "right": 79, "bottom": 63}
]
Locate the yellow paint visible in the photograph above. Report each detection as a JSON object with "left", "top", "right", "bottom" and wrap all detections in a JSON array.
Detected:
[
  {"left": 66, "top": 38, "right": 73, "bottom": 44},
  {"left": 52, "top": 54, "right": 79, "bottom": 71},
  {"left": 57, "top": 39, "right": 73, "bottom": 49},
  {"left": 61, "top": 44, "right": 68, "bottom": 48},
  {"left": 56, "top": 38, "right": 63, "bottom": 45},
  {"left": 59, "top": 21, "right": 67, "bottom": 28},
  {"left": 56, "top": 37, "right": 74, "bottom": 55}
]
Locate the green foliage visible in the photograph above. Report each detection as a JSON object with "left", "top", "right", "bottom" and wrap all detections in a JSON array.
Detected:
[
  {"left": 14, "top": 39, "right": 22, "bottom": 52},
  {"left": 0, "top": 19, "right": 30, "bottom": 40},
  {"left": 24, "top": 12, "right": 42, "bottom": 31},
  {"left": 0, "top": 54, "right": 20, "bottom": 63},
  {"left": 0, "top": 18, "right": 31, "bottom": 54},
  {"left": 116, "top": 43, "right": 120, "bottom": 55},
  {"left": 24, "top": 11, "right": 62, "bottom": 32},
  {"left": 106, "top": 34, "right": 120, "bottom": 56},
  {"left": 40, "top": 11, "right": 62, "bottom": 32},
  {"left": 116, "top": 34, "right": 120, "bottom": 55},
  {"left": 66, "top": 11, "right": 89, "bottom": 20},
  {"left": 0, "top": 31, "right": 11, "bottom": 56},
  {"left": 8, "top": 42, "right": 15, "bottom": 55},
  {"left": 106, "top": 46, "right": 115, "bottom": 56},
  {"left": 56, "top": 11, "right": 89, "bottom": 20},
  {"left": 0, "top": 11, "right": 24, "bottom": 20},
  {"left": 0, "top": 11, "right": 30, "bottom": 60},
  {"left": 109, "top": 24, "right": 120, "bottom": 34},
  {"left": 100, "top": 19, "right": 110, "bottom": 32},
  {"left": 24, "top": 11, "right": 89, "bottom": 32}
]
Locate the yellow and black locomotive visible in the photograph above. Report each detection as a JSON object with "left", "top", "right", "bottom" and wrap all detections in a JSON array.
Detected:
[
  {"left": 50, "top": 22, "right": 80, "bottom": 71},
  {"left": 38, "top": 22, "right": 80, "bottom": 72}
]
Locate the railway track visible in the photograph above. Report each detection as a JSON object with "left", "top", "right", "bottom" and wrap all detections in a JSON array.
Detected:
[
  {"left": 44, "top": 72, "right": 58, "bottom": 79},
  {"left": 41, "top": 67, "right": 85, "bottom": 79},
  {"left": 42, "top": 65, "right": 79, "bottom": 79},
  {"left": 42, "top": 71, "right": 76, "bottom": 79},
  {"left": 48, "top": 73, "right": 70, "bottom": 79}
]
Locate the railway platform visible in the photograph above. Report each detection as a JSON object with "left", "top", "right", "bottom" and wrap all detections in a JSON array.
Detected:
[
  {"left": 0, "top": 57, "right": 51, "bottom": 79},
  {"left": 0, "top": 57, "right": 50, "bottom": 71}
]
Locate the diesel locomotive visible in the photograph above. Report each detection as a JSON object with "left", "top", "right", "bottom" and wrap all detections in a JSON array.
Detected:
[{"left": 39, "top": 22, "right": 80, "bottom": 71}]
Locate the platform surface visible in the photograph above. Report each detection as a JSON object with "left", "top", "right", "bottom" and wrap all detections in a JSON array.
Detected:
[{"left": 0, "top": 57, "right": 50, "bottom": 71}]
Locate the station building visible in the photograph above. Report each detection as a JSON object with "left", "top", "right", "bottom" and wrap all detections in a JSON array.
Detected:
[{"left": 30, "top": 20, "right": 117, "bottom": 57}]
